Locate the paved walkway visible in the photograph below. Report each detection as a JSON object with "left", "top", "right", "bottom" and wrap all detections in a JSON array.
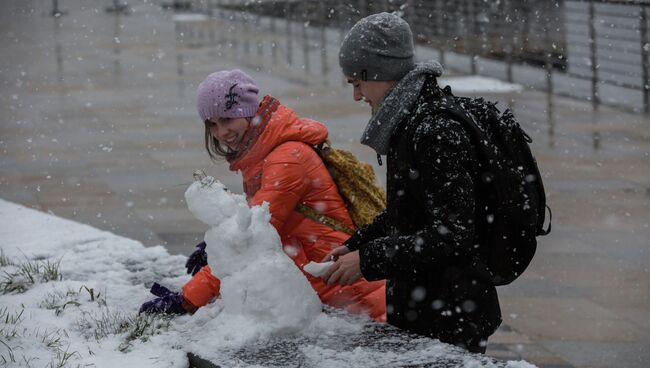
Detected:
[{"left": 1, "top": 1, "right": 649, "bottom": 367}]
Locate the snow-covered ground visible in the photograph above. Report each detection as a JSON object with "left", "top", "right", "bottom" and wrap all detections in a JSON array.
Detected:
[{"left": 0, "top": 188, "right": 535, "bottom": 367}]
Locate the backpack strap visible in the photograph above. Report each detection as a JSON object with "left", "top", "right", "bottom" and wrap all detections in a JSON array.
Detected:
[
  {"left": 541, "top": 205, "right": 552, "bottom": 235},
  {"left": 295, "top": 203, "right": 355, "bottom": 235},
  {"left": 428, "top": 88, "right": 508, "bottom": 201},
  {"left": 292, "top": 140, "right": 356, "bottom": 236}
]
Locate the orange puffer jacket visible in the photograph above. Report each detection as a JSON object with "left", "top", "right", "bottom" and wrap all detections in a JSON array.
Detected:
[{"left": 183, "top": 96, "right": 385, "bottom": 321}]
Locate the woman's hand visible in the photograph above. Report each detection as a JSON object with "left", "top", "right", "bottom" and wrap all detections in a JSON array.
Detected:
[
  {"left": 185, "top": 242, "right": 208, "bottom": 276},
  {"left": 139, "top": 283, "right": 187, "bottom": 315}
]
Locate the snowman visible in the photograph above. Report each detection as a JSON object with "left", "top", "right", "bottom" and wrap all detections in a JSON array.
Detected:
[{"left": 184, "top": 173, "right": 322, "bottom": 332}]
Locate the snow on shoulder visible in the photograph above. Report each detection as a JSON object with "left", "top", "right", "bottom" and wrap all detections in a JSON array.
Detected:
[{"left": 184, "top": 175, "right": 322, "bottom": 332}]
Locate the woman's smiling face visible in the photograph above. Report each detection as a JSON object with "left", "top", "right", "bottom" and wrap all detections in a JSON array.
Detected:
[{"left": 207, "top": 117, "right": 251, "bottom": 150}]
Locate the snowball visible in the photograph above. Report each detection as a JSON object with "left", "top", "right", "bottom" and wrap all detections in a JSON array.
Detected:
[{"left": 303, "top": 261, "right": 334, "bottom": 278}]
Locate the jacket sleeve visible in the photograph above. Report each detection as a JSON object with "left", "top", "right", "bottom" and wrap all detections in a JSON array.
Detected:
[
  {"left": 343, "top": 209, "right": 387, "bottom": 251},
  {"left": 358, "top": 115, "right": 479, "bottom": 281},
  {"left": 249, "top": 143, "right": 311, "bottom": 232}
]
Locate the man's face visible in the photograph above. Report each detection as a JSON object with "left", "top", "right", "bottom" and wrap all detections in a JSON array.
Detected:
[{"left": 347, "top": 78, "right": 397, "bottom": 115}]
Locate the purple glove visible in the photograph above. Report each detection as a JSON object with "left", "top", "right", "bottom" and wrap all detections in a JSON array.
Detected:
[
  {"left": 139, "top": 283, "right": 186, "bottom": 315},
  {"left": 185, "top": 241, "right": 208, "bottom": 276}
]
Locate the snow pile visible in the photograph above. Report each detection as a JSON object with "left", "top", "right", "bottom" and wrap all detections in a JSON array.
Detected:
[
  {"left": 0, "top": 198, "right": 189, "bottom": 366},
  {"left": 0, "top": 189, "right": 323, "bottom": 367},
  {"left": 0, "top": 197, "right": 535, "bottom": 367},
  {"left": 183, "top": 176, "right": 322, "bottom": 334}
]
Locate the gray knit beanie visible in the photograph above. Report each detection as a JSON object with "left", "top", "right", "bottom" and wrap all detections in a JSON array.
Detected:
[{"left": 339, "top": 12, "right": 415, "bottom": 81}]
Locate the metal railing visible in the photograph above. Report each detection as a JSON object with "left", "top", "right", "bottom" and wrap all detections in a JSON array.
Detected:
[
  {"left": 172, "top": 0, "right": 650, "bottom": 114},
  {"left": 565, "top": 0, "right": 650, "bottom": 113}
]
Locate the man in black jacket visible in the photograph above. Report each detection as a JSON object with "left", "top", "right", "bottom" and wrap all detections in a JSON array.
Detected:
[{"left": 323, "top": 12, "right": 501, "bottom": 353}]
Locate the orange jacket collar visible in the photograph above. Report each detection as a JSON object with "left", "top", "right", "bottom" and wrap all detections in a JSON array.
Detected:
[{"left": 228, "top": 95, "right": 328, "bottom": 173}]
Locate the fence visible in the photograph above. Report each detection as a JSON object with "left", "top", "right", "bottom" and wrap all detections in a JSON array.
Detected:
[{"left": 172, "top": 0, "right": 649, "bottom": 113}]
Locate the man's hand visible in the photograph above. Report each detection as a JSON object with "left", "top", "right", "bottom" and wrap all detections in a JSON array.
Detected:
[
  {"left": 322, "top": 250, "right": 362, "bottom": 285},
  {"left": 322, "top": 245, "right": 351, "bottom": 262},
  {"left": 185, "top": 241, "right": 208, "bottom": 276}
]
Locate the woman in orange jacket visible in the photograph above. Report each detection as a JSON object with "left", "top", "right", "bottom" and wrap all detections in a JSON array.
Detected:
[{"left": 179, "top": 69, "right": 385, "bottom": 321}]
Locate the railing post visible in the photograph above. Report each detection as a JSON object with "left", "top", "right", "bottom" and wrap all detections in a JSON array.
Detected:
[
  {"left": 285, "top": 2, "right": 293, "bottom": 66},
  {"left": 106, "top": 0, "right": 130, "bottom": 14},
  {"left": 640, "top": 6, "right": 649, "bottom": 114},
  {"left": 51, "top": 0, "right": 66, "bottom": 17},
  {"left": 54, "top": 15, "right": 64, "bottom": 89},
  {"left": 588, "top": 0, "right": 599, "bottom": 111},
  {"left": 174, "top": 21, "right": 186, "bottom": 97},
  {"left": 358, "top": 0, "right": 367, "bottom": 17},
  {"left": 230, "top": 12, "right": 238, "bottom": 51},
  {"left": 338, "top": 0, "right": 345, "bottom": 47},
  {"left": 302, "top": 3, "right": 310, "bottom": 75},
  {"left": 505, "top": 0, "right": 514, "bottom": 82},
  {"left": 506, "top": 43, "right": 514, "bottom": 82},
  {"left": 437, "top": 0, "right": 446, "bottom": 67},
  {"left": 405, "top": 0, "right": 416, "bottom": 30},
  {"left": 112, "top": 12, "right": 122, "bottom": 82},
  {"left": 545, "top": 2, "right": 555, "bottom": 147},
  {"left": 468, "top": 0, "right": 477, "bottom": 75},
  {"left": 256, "top": 13, "right": 263, "bottom": 66},
  {"left": 218, "top": 0, "right": 226, "bottom": 52},
  {"left": 243, "top": 11, "right": 250, "bottom": 58},
  {"left": 338, "top": 0, "right": 347, "bottom": 87},
  {"left": 206, "top": 0, "right": 214, "bottom": 17},
  {"left": 320, "top": 1, "right": 329, "bottom": 85},
  {"left": 588, "top": 0, "right": 601, "bottom": 149},
  {"left": 270, "top": 1, "right": 277, "bottom": 65},
  {"left": 207, "top": 2, "right": 215, "bottom": 47}
]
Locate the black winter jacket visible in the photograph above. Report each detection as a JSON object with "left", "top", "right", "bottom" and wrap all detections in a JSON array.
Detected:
[{"left": 345, "top": 78, "right": 502, "bottom": 344}]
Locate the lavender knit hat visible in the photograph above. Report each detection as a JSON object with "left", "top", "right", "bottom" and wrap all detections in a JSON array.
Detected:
[{"left": 196, "top": 69, "right": 260, "bottom": 121}]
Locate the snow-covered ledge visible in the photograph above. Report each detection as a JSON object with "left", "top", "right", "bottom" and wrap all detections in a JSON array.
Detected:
[
  {"left": 439, "top": 76, "right": 523, "bottom": 95},
  {"left": 0, "top": 199, "right": 534, "bottom": 367}
]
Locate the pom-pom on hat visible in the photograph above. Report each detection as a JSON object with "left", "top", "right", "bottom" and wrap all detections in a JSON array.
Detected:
[{"left": 197, "top": 69, "right": 260, "bottom": 122}]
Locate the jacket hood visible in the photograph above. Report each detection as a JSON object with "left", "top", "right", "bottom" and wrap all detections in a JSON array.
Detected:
[{"left": 229, "top": 95, "right": 328, "bottom": 172}]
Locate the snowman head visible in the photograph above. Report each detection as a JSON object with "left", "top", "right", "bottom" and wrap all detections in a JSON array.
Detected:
[{"left": 185, "top": 176, "right": 249, "bottom": 228}]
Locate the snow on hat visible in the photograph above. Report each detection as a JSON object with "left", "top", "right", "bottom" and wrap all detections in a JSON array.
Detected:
[
  {"left": 339, "top": 12, "right": 415, "bottom": 82},
  {"left": 197, "top": 69, "right": 260, "bottom": 121}
]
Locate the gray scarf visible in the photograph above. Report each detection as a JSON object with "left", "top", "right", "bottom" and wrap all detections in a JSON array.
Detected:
[{"left": 360, "top": 60, "right": 444, "bottom": 155}]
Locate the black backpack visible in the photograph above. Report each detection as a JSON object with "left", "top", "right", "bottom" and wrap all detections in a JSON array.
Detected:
[{"left": 431, "top": 86, "right": 551, "bottom": 286}]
